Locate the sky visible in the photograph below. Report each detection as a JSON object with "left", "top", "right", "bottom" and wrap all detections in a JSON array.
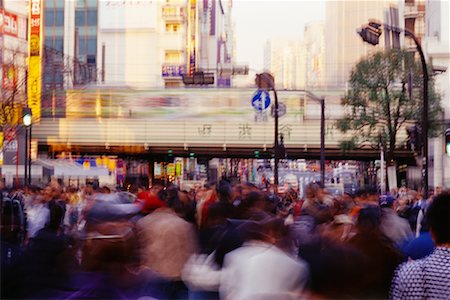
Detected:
[{"left": 233, "top": 0, "right": 326, "bottom": 71}]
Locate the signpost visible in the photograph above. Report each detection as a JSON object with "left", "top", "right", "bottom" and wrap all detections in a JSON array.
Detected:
[{"left": 251, "top": 89, "right": 271, "bottom": 112}]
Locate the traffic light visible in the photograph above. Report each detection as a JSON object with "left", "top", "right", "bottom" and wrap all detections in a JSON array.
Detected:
[
  {"left": 406, "top": 124, "right": 422, "bottom": 155},
  {"left": 446, "top": 128, "right": 450, "bottom": 156},
  {"left": 255, "top": 73, "right": 274, "bottom": 90},
  {"left": 182, "top": 72, "right": 214, "bottom": 85},
  {"left": 358, "top": 23, "right": 382, "bottom": 46}
]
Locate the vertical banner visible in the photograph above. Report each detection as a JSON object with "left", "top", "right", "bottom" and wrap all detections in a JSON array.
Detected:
[
  {"left": 1, "top": 8, "right": 4, "bottom": 92},
  {"left": 28, "top": 0, "right": 42, "bottom": 121},
  {"left": 187, "top": 0, "right": 197, "bottom": 75}
]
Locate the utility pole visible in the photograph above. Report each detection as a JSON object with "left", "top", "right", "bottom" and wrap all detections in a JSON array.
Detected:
[
  {"left": 358, "top": 19, "right": 429, "bottom": 196},
  {"left": 255, "top": 72, "right": 279, "bottom": 186}
]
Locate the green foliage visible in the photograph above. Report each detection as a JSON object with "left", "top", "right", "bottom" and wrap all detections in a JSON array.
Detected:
[{"left": 337, "top": 49, "right": 443, "bottom": 160}]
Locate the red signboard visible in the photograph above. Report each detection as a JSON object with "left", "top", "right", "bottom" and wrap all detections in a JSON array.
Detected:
[
  {"left": 29, "top": 0, "right": 41, "bottom": 56},
  {"left": 0, "top": 9, "right": 19, "bottom": 37}
]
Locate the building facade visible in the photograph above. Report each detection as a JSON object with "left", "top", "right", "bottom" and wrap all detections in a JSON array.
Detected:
[
  {"left": 98, "top": 0, "right": 234, "bottom": 88},
  {"left": 263, "top": 38, "right": 306, "bottom": 90},
  {"left": 424, "top": 0, "right": 450, "bottom": 189},
  {"left": 324, "top": 0, "right": 398, "bottom": 89},
  {"left": 304, "top": 21, "right": 325, "bottom": 89}
]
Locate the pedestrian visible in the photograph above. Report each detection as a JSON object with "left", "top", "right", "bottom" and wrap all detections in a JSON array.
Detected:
[{"left": 391, "top": 192, "right": 450, "bottom": 299}]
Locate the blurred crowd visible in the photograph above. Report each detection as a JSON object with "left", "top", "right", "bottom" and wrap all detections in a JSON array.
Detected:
[{"left": 1, "top": 180, "right": 449, "bottom": 300}]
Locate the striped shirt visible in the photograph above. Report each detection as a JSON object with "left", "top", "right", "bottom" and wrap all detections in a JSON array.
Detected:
[{"left": 390, "top": 247, "right": 450, "bottom": 299}]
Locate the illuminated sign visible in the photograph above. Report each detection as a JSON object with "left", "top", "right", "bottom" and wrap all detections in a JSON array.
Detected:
[
  {"left": 2, "top": 65, "right": 17, "bottom": 90},
  {"left": 28, "top": 0, "right": 42, "bottom": 121},
  {"left": 187, "top": 0, "right": 197, "bottom": 75},
  {"left": 0, "top": 9, "right": 19, "bottom": 37}
]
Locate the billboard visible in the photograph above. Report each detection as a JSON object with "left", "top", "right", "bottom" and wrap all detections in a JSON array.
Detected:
[
  {"left": 99, "top": 0, "right": 157, "bottom": 30},
  {"left": 27, "top": 0, "right": 42, "bottom": 121},
  {"left": 0, "top": 9, "right": 18, "bottom": 37},
  {"left": 187, "top": 0, "right": 198, "bottom": 75}
]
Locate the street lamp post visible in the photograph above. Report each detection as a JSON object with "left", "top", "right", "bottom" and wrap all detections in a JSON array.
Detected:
[
  {"left": 254, "top": 74, "right": 326, "bottom": 188},
  {"left": 255, "top": 73, "right": 280, "bottom": 186},
  {"left": 358, "top": 20, "right": 429, "bottom": 196},
  {"left": 22, "top": 108, "right": 32, "bottom": 186}
]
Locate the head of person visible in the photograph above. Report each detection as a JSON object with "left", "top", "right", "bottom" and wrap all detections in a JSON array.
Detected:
[
  {"left": 379, "top": 195, "right": 395, "bottom": 209},
  {"left": 305, "top": 183, "right": 320, "bottom": 200},
  {"left": 426, "top": 191, "right": 450, "bottom": 245},
  {"left": 217, "top": 180, "right": 233, "bottom": 203},
  {"left": 356, "top": 206, "right": 381, "bottom": 232}
]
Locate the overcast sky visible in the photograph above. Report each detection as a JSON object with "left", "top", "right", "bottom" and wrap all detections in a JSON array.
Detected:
[{"left": 233, "top": 0, "right": 326, "bottom": 71}]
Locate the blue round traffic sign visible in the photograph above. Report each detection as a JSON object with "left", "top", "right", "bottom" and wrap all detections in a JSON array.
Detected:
[{"left": 251, "top": 89, "right": 271, "bottom": 112}]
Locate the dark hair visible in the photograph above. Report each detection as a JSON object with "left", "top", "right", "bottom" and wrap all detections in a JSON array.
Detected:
[
  {"left": 426, "top": 192, "right": 450, "bottom": 244},
  {"left": 357, "top": 206, "right": 381, "bottom": 231}
]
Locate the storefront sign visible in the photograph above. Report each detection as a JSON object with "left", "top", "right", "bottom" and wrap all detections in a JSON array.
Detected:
[
  {"left": 0, "top": 9, "right": 18, "bottom": 37},
  {"left": 28, "top": 0, "right": 42, "bottom": 121}
]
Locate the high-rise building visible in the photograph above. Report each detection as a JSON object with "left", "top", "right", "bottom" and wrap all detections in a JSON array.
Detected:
[
  {"left": 197, "top": 0, "right": 234, "bottom": 87},
  {"left": 41, "top": 0, "right": 98, "bottom": 118},
  {"left": 98, "top": 0, "right": 235, "bottom": 88},
  {"left": 304, "top": 21, "right": 325, "bottom": 89},
  {"left": 424, "top": 0, "right": 450, "bottom": 189},
  {"left": 263, "top": 38, "right": 306, "bottom": 90},
  {"left": 324, "top": 0, "right": 397, "bottom": 89}
]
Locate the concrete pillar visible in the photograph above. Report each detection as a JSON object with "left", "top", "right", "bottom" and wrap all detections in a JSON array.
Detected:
[{"left": 432, "top": 137, "right": 443, "bottom": 190}]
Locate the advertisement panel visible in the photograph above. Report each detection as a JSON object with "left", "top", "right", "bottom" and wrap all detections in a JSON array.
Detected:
[
  {"left": 188, "top": 0, "right": 197, "bottom": 75},
  {"left": 99, "top": 0, "right": 156, "bottom": 30},
  {"left": 28, "top": 0, "right": 42, "bottom": 121},
  {"left": 0, "top": 9, "right": 18, "bottom": 37}
]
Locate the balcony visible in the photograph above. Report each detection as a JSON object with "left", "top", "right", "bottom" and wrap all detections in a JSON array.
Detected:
[
  {"left": 162, "top": 5, "right": 184, "bottom": 22},
  {"left": 161, "top": 64, "right": 186, "bottom": 78}
]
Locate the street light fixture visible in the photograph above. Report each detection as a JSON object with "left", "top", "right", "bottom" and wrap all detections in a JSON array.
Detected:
[
  {"left": 255, "top": 72, "right": 281, "bottom": 186},
  {"left": 358, "top": 19, "right": 430, "bottom": 197},
  {"left": 22, "top": 107, "right": 32, "bottom": 186}
]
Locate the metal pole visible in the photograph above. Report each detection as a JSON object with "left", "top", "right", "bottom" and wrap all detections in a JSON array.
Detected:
[
  {"left": 404, "top": 29, "right": 429, "bottom": 197},
  {"left": 28, "top": 126, "right": 32, "bottom": 185},
  {"left": 320, "top": 98, "right": 325, "bottom": 187},
  {"left": 273, "top": 88, "right": 279, "bottom": 187},
  {"left": 380, "top": 139, "right": 385, "bottom": 194},
  {"left": 24, "top": 127, "right": 28, "bottom": 186}
]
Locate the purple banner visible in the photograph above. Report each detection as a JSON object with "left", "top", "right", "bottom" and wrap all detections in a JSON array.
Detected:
[{"left": 210, "top": 0, "right": 216, "bottom": 36}]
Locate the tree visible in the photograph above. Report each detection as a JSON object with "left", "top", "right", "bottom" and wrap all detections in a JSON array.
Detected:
[
  {"left": 1, "top": 47, "right": 28, "bottom": 128},
  {"left": 336, "top": 49, "right": 442, "bottom": 163}
]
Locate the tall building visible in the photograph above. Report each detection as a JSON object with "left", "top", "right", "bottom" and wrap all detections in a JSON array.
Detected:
[
  {"left": 403, "top": 0, "right": 426, "bottom": 49},
  {"left": 304, "top": 21, "right": 325, "bottom": 89},
  {"left": 424, "top": 0, "right": 450, "bottom": 189},
  {"left": 98, "top": 0, "right": 235, "bottom": 88},
  {"left": 98, "top": 0, "right": 166, "bottom": 86},
  {"left": 41, "top": 0, "right": 98, "bottom": 118},
  {"left": 263, "top": 38, "right": 306, "bottom": 90},
  {"left": 324, "top": 0, "right": 397, "bottom": 89},
  {"left": 197, "top": 0, "right": 234, "bottom": 87}
]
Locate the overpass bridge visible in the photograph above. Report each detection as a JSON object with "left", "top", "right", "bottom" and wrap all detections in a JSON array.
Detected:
[{"left": 33, "top": 88, "right": 413, "bottom": 162}]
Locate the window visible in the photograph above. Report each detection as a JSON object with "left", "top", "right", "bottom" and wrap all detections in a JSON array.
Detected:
[
  {"left": 55, "top": 37, "right": 64, "bottom": 52},
  {"left": 87, "top": 10, "right": 97, "bottom": 26},
  {"left": 78, "top": 38, "right": 85, "bottom": 55},
  {"left": 44, "top": 37, "right": 53, "bottom": 48},
  {"left": 87, "top": 38, "right": 97, "bottom": 55},
  {"left": 75, "top": 10, "right": 85, "bottom": 26},
  {"left": 164, "top": 50, "right": 182, "bottom": 63},
  {"left": 55, "top": 9, "right": 64, "bottom": 27},
  {"left": 45, "top": 10, "right": 54, "bottom": 26},
  {"left": 405, "top": 18, "right": 415, "bottom": 33},
  {"left": 166, "top": 23, "right": 180, "bottom": 33}
]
